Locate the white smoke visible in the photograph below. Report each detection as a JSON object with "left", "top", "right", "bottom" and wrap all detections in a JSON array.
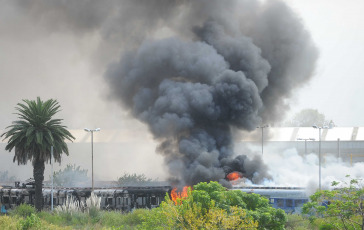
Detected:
[{"left": 242, "top": 146, "right": 364, "bottom": 194}]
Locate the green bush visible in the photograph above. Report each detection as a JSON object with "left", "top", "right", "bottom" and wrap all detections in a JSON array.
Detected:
[
  {"left": 100, "top": 211, "right": 125, "bottom": 227},
  {"left": 69, "top": 212, "right": 89, "bottom": 226},
  {"left": 285, "top": 214, "right": 311, "bottom": 230},
  {"left": 88, "top": 206, "right": 101, "bottom": 223},
  {"left": 122, "top": 209, "right": 150, "bottom": 226},
  {"left": 319, "top": 223, "right": 335, "bottom": 230},
  {"left": 0, "top": 215, "right": 19, "bottom": 230},
  {"left": 37, "top": 211, "right": 64, "bottom": 226},
  {"left": 10, "top": 204, "right": 36, "bottom": 218},
  {"left": 18, "top": 213, "right": 42, "bottom": 230}
]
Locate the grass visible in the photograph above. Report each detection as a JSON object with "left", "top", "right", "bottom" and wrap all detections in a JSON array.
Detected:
[{"left": 8, "top": 204, "right": 356, "bottom": 230}]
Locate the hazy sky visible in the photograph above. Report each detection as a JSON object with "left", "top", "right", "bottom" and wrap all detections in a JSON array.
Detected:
[
  {"left": 0, "top": 0, "right": 364, "bottom": 181},
  {"left": 285, "top": 0, "right": 364, "bottom": 126},
  {"left": 0, "top": 0, "right": 363, "bottom": 129}
]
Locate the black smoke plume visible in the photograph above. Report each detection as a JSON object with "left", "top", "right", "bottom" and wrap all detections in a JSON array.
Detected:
[
  {"left": 7, "top": 0, "right": 317, "bottom": 186},
  {"left": 105, "top": 0, "right": 318, "bottom": 186}
]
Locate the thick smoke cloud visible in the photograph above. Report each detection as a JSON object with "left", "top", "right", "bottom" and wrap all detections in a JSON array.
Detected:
[
  {"left": 1, "top": 0, "right": 317, "bottom": 186},
  {"left": 105, "top": 0, "right": 318, "bottom": 185}
]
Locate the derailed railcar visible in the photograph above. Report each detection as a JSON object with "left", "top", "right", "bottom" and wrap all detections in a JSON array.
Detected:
[
  {"left": 0, "top": 183, "right": 171, "bottom": 212},
  {"left": 124, "top": 186, "right": 171, "bottom": 209},
  {"left": 0, "top": 187, "right": 34, "bottom": 210}
]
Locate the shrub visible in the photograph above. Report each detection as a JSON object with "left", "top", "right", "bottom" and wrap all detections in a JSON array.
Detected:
[
  {"left": 18, "top": 213, "right": 42, "bottom": 230},
  {"left": 302, "top": 175, "right": 364, "bottom": 229},
  {"left": 285, "top": 214, "right": 311, "bottom": 230},
  {"left": 123, "top": 209, "right": 150, "bottom": 226},
  {"left": 319, "top": 223, "right": 335, "bottom": 230},
  {"left": 0, "top": 215, "right": 19, "bottom": 230},
  {"left": 140, "top": 195, "right": 258, "bottom": 230},
  {"left": 100, "top": 211, "right": 125, "bottom": 228},
  {"left": 10, "top": 203, "right": 36, "bottom": 218},
  {"left": 37, "top": 211, "right": 64, "bottom": 226},
  {"left": 69, "top": 211, "right": 89, "bottom": 226}
]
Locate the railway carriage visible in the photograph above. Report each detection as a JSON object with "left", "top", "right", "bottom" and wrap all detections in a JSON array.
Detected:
[{"left": 1, "top": 182, "right": 309, "bottom": 213}]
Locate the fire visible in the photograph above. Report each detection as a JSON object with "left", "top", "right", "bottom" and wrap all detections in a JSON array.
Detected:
[
  {"left": 227, "top": 171, "right": 243, "bottom": 181},
  {"left": 170, "top": 186, "right": 191, "bottom": 205}
]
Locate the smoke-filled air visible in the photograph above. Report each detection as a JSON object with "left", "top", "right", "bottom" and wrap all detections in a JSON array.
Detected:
[
  {"left": 0, "top": 0, "right": 318, "bottom": 187},
  {"left": 104, "top": 0, "right": 318, "bottom": 186}
]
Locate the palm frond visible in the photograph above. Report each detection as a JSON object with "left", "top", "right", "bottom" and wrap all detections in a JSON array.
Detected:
[{"left": 1, "top": 97, "right": 75, "bottom": 165}]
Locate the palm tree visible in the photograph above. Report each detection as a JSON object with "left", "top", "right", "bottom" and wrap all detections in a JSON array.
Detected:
[{"left": 1, "top": 97, "right": 75, "bottom": 211}]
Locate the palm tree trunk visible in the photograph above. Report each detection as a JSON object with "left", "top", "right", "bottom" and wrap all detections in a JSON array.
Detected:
[{"left": 33, "top": 159, "right": 45, "bottom": 211}]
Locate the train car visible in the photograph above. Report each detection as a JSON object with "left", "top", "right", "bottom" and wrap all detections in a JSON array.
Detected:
[
  {"left": 232, "top": 186, "right": 309, "bottom": 213},
  {"left": 1, "top": 181, "right": 310, "bottom": 214},
  {"left": 0, "top": 182, "right": 171, "bottom": 212}
]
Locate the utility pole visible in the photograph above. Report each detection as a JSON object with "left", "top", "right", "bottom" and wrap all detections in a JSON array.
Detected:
[
  {"left": 257, "top": 125, "right": 268, "bottom": 155},
  {"left": 84, "top": 128, "right": 101, "bottom": 191},
  {"left": 313, "top": 125, "right": 331, "bottom": 190}
]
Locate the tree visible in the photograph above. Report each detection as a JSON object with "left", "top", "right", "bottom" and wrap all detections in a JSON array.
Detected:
[
  {"left": 192, "top": 182, "right": 287, "bottom": 230},
  {"left": 1, "top": 97, "right": 74, "bottom": 211},
  {"left": 51, "top": 164, "right": 89, "bottom": 187},
  {"left": 141, "top": 184, "right": 258, "bottom": 229},
  {"left": 115, "top": 172, "right": 153, "bottom": 186},
  {"left": 302, "top": 175, "right": 364, "bottom": 230},
  {"left": 142, "top": 181, "right": 286, "bottom": 229},
  {"left": 286, "top": 109, "right": 333, "bottom": 127}
]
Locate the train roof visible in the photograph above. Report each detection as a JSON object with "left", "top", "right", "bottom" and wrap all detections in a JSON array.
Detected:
[
  {"left": 232, "top": 186, "right": 305, "bottom": 190},
  {"left": 232, "top": 187, "right": 308, "bottom": 199}
]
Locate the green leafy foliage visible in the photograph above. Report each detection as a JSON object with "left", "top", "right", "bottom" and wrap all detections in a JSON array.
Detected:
[
  {"left": 18, "top": 213, "right": 42, "bottom": 230},
  {"left": 10, "top": 204, "right": 36, "bottom": 218},
  {"left": 302, "top": 175, "right": 364, "bottom": 230},
  {"left": 285, "top": 214, "right": 312, "bottom": 230},
  {"left": 192, "top": 182, "right": 287, "bottom": 230},
  {"left": 1, "top": 97, "right": 75, "bottom": 165},
  {"left": 0, "top": 215, "right": 20, "bottom": 230},
  {"left": 1, "top": 97, "right": 74, "bottom": 211},
  {"left": 140, "top": 181, "right": 286, "bottom": 229},
  {"left": 51, "top": 164, "right": 89, "bottom": 187},
  {"left": 141, "top": 194, "right": 258, "bottom": 229}
]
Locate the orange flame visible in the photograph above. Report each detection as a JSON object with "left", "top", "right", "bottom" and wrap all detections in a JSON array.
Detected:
[
  {"left": 170, "top": 186, "right": 191, "bottom": 205},
  {"left": 227, "top": 171, "right": 243, "bottom": 181}
]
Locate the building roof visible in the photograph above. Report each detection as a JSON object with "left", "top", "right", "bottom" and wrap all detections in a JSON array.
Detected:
[{"left": 1, "top": 127, "right": 363, "bottom": 143}]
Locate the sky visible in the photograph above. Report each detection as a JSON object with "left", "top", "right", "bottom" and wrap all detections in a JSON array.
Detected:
[
  {"left": 0, "top": 0, "right": 363, "bottom": 129},
  {"left": 284, "top": 0, "right": 364, "bottom": 126},
  {"left": 0, "top": 0, "right": 363, "bottom": 182}
]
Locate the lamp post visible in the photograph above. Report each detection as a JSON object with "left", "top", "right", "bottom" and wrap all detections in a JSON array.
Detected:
[
  {"left": 257, "top": 125, "right": 268, "bottom": 155},
  {"left": 296, "top": 138, "right": 315, "bottom": 155},
  {"left": 84, "top": 128, "right": 100, "bottom": 191},
  {"left": 51, "top": 146, "right": 54, "bottom": 211},
  {"left": 312, "top": 125, "right": 330, "bottom": 190}
]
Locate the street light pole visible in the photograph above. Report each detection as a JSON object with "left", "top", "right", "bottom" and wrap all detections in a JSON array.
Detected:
[
  {"left": 257, "top": 125, "right": 268, "bottom": 155},
  {"left": 312, "top": 125, "right": 330, "bottom": 190},
  {"left": 51, "top": 146, "right": 54, "bottom": 212},
  {"left": 318, "top": 127, "right": 322, "bottom": 190},
  {"left": 84, "top": 128, "right": 100, "bottom": 191}
]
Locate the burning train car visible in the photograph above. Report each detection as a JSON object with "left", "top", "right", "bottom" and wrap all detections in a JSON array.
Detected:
[
  {"left": 0, "top": 181, "right": 171, "bottom": 212},
  {"left": 0, "top": 181, "right": 309, "bottom": 214}
]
